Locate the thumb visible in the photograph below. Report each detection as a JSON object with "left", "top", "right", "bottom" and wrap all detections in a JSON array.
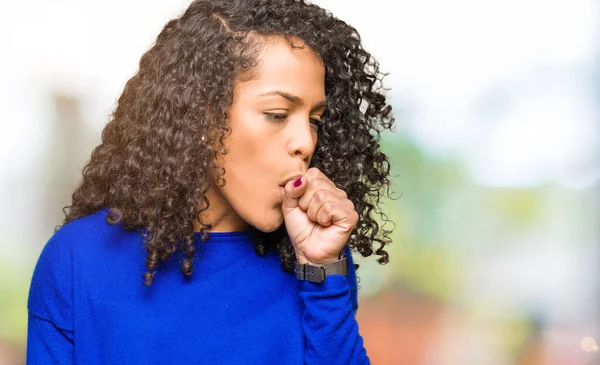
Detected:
[{"left": 282, "top": 176, "right": 307, "bottom": 211}]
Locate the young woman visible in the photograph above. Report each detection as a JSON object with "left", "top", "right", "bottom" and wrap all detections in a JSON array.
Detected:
[{"left": 27, "top": 0, "right": 394, "bottom": 364}]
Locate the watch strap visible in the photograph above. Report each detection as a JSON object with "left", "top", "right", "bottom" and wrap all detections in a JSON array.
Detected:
[{"left": 294, "top": 257, "right": 348, "bottom": 283}]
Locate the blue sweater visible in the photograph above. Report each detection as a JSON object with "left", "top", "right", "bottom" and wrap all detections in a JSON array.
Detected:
[{"left": 27, "top": 209, "right": 369, "bottom": 364}]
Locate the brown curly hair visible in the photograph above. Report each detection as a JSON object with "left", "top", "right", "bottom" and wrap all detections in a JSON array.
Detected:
[{"left": 62, "top": 0, "right": 395, "bottom": 286}]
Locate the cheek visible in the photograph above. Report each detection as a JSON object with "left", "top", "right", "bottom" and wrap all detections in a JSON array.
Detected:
[
  {"left": 220, "top": 112, "right": 285, "bottom": 230},
  {"left": 234, "top": 191, "right": 284, "bottom": 233},
  {"left": 220, "top": 148, "right": 284, "bottom": 232}
]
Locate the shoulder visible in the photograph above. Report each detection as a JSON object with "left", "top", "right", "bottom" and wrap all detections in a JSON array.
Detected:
[
  {"left": 31, "top": 208, "right": 142, "bottom": 280},
  {"left": 27, "top": 208, "right": 130, "bottom": 327},
  {"left": 32, "top": 208, "right": 112, "bottom": 267},
  {"left": 40, "top": 208, "right": 136, "bottom": 259},
  {"left": 52, "top": 208, "right": 121, "bottom": 247}
]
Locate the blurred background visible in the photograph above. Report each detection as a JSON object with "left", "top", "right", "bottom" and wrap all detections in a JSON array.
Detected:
[{"left": 1, "top": 0, "right": 598, "bottom": 364}]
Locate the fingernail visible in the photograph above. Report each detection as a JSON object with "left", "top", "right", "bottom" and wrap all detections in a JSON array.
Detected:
[{"left": 293, "top": 177, "right": 302, "bottom": 188}]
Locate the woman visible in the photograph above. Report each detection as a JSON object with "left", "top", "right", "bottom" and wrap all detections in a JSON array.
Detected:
[{"left": 27, "top": 0, "right": 394, "bottom": 364}]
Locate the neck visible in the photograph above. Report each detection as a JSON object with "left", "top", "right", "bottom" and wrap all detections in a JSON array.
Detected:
[{"left": 194, "top": 187, "right": 249, "bottom": 233}]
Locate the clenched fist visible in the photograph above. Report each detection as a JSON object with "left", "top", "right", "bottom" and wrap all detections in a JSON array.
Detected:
[{"left": 282, "top": 167, "right": 359, "bottom": 265}]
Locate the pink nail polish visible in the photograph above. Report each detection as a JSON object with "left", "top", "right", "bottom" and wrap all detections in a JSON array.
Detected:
[{"left": 293, "top": 177, "right": 302, "bottom": 188}]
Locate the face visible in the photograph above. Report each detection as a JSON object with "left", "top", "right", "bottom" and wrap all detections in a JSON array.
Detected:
[{"left": 199, "top": 36, "right": 327, "bottom": 233}]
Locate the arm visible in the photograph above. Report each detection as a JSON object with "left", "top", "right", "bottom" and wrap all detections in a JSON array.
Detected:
[
  {"left": 281, "top": 168, "right": 370, "bottom": 364},
  {"left": 299, "top": 247, "right": 369, "bottom": 365},
  {"left": 27, "top": 231, "right": 75, "bottom": 364}
]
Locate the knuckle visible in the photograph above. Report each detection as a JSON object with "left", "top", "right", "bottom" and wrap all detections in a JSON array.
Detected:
[
  {"left": 323, "top": 201, "right": 335, "bottom": 212},
  {"left": 307, "top": 167, "right": 321, "bottom": 178},
  {"left": 307, "top": 178, "right": 322, "bottom": 189},
  {"left": 347, "top": 200, "right": 355, "bottom": 210},
  {"left": 314, "top": 189, "right": 328, "bottom": 202}
]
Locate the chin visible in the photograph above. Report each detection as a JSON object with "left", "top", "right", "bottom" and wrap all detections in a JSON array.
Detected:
[
  {"left": 254, "top": 220, "right": 283, "bottom": 233},
  {"left": 250, "top": 212, "right": 284, "bottom": 233}
]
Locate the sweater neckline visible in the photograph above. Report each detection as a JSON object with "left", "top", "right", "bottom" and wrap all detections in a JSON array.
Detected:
[{"left": 193, "top": 230, "right": 254, "bottom": 243}]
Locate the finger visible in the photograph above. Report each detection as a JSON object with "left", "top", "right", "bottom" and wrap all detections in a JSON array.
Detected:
[
  {"left": 298, "top": 177, "right": 346, "bottom": 211},
  {"left": 305, "top": 167, "right": 338, "bottom": 189},
  {"left": 315, "top": 201, "right": 357, "bottom": 230},
  {"left": 282, "top": 175, "right": 308, "bottom": 211},
  {"left": 306, "top": 190, "right": 347, "bottom": 223}
]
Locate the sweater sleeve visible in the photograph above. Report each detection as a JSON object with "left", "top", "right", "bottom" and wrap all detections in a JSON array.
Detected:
[
  {"left": 298, "top": 248, "right": 370, "bottom": 364},
  {"left": 27, "top": 230, "right": 75, "bottom": 364},
  {"left": 27, "top": 313, "right": 74, "bottom": 364}
]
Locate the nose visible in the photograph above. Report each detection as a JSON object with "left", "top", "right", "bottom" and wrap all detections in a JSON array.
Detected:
[{"left": 286, "top": 116, "right": 317, "bottom": 161}]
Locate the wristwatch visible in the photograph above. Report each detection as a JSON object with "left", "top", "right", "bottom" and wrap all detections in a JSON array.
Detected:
[{"left": 294, "top": 257, "right": 348, "bottom": 283}]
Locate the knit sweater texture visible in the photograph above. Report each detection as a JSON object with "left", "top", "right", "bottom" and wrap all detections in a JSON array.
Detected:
[{"left": 27, "top": 208, "right": 369, "bottom": 364}]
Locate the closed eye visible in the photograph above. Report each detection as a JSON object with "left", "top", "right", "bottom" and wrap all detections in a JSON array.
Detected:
[
  {"left": 264, "top": 113, "right": 323, "bottom": 130},
  {"left": 263, "top": 113, "right": 288, "bottom": 122},
  {"left": 309, "top": 118, "right": 323, "bottom": 129}
]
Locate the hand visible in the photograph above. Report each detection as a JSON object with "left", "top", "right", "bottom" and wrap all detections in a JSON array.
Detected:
[{"left": 282, "top": 167, "right": 359, "bottom": 265}]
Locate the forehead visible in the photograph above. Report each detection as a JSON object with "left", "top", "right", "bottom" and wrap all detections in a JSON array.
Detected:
[{"left": 235, "top": 36, "right": 326, "bottom": 98}]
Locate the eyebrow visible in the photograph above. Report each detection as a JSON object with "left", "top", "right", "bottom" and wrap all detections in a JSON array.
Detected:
[{"left": 259, "top": 90, "right": 327, "bottom": 111}]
